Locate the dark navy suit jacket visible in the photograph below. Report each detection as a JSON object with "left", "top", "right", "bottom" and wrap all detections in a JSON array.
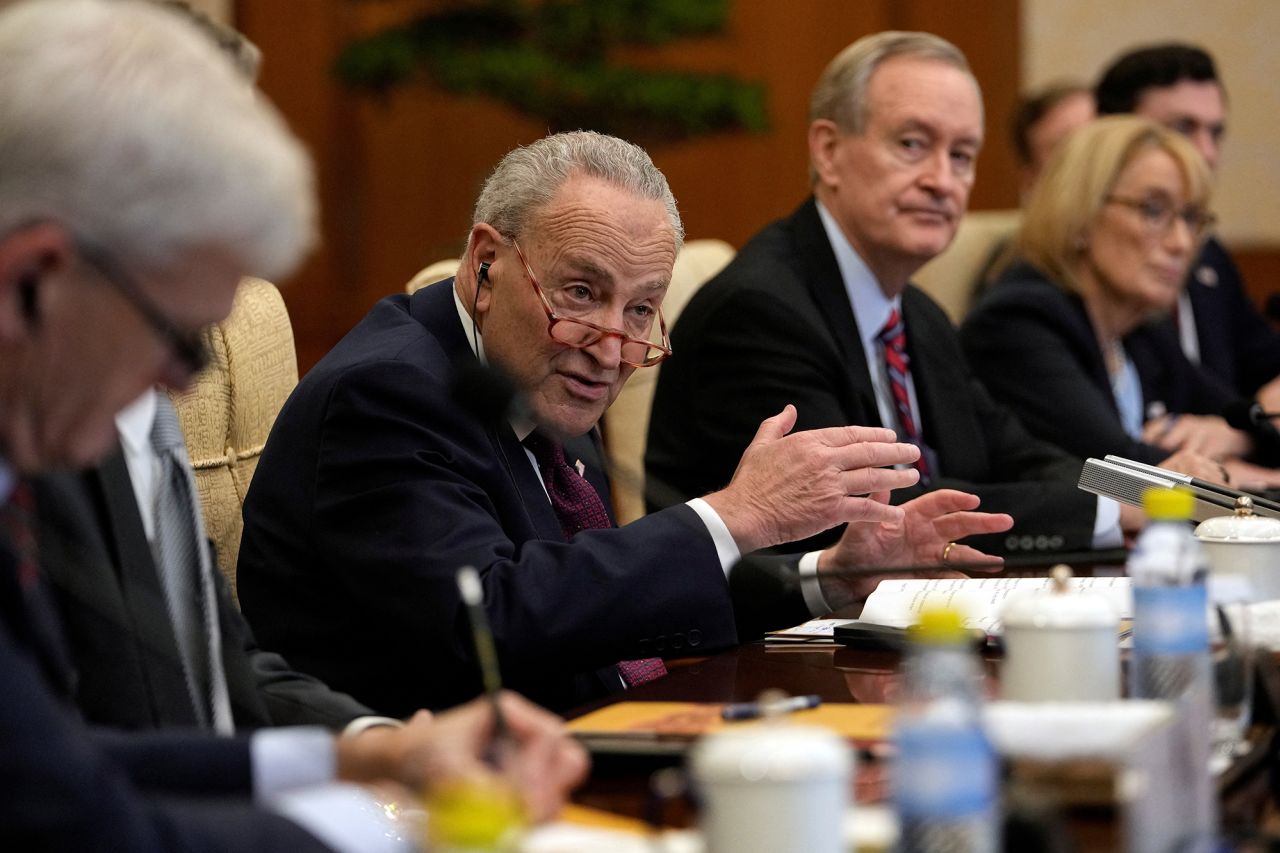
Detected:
[
  {"left": 647, "top": 198, "right": 1099, "bottom": 557},
  {"left": 237, "top": 280, "right": 793, "bottom": 716},
  {"left": 1182, "top": 237, "right": 1280, "bottom": 397}
]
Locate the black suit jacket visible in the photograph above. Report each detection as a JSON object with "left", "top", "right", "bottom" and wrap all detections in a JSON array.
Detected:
[
  {"left": 237, "top": 280, "right": 794, "bottom": 716},
  {"left": 33, "top": 449, "right": 374, "bottom": 732},
  {"left": 647, "top": 198, "right": 1099, "bottom": 555},
  {"left": 0, "top": 492, "right": 332, "bottom": 851},
  {"left": 960, "top": 263, "right": 1236, "bottom": 465},
  {"left": 1182, "top": 237, "right": 1280, "bottom": 397}
]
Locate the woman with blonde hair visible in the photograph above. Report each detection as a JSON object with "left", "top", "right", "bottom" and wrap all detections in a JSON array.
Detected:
[{"left": 961, "top": 116, "right": 1278, "bottom": 485}]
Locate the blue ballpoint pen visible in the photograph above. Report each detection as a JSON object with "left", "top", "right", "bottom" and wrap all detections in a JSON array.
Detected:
[{"left": 722, "top": 694, "right": 822, "bottom": 721}]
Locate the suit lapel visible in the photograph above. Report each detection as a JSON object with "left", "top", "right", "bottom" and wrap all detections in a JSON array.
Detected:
[
  {"left": 92, "top": 453, "right": 201, "bottom": 727},
  {"left": 789, "top": 200, "right": 883, "bottom": 425},
  {"left": 411, "top": 280, "right": 569, "bottom": 541}
]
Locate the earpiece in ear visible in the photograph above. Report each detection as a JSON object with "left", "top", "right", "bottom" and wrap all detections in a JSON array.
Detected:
[
  {"left": 18, "top": 275, "right": 38, "bottom": 328},
  {"left": 477, "top": 262, "right": 491, "bottom": 284}
]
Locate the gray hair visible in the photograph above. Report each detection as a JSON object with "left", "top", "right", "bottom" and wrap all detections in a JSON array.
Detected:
[
  {"left": 470, "top": 130, "right": 683, "bottom": 252},
  {"left": 809, "top": 31, "right": 977, "bottom": 131},
  {"left": 0, "top": 0, "right": 315, "bottom": 282}
]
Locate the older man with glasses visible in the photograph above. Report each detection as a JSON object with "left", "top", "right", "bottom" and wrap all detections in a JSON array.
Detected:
[{"left": 237, "top": 130, "right": 1012, "bottom": 716}]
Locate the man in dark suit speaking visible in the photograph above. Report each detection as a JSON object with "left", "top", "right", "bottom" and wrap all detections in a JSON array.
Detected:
[
  {"left": 237, "top": 130, "right": 1011, "bottom": 716},
  {"left": 647, "top": 31, "right": 1133, "bottom": 556}
]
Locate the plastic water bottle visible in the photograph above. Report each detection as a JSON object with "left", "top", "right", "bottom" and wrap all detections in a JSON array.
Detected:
[
  {"left": 1127, "top": 486, "right": 1216, "bottom": 851},
  {"left": 893, "top": 607, "right": 999, "bottom": 853}
]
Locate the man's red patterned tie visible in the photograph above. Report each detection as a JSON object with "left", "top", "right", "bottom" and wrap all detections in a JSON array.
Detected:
[{"left": 878, "top": 307, "right": 932, "bottom": 483}]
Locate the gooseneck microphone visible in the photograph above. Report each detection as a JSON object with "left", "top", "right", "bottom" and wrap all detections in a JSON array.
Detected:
[
  {"left": 1223, "top": 399, "right": 1280, "bottom": 429},
  {"left": 1223, "top": 399, "right": 1280, "bottom": 448}
]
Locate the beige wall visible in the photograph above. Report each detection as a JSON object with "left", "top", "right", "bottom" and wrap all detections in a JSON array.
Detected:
[{"left": 1025, "top": 0, "right": 1280, "bottom": 245}]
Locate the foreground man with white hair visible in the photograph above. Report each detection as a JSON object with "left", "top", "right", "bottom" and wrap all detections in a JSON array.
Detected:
[{"left": 0, "top": 1, "right": 581, "bottom": 849}]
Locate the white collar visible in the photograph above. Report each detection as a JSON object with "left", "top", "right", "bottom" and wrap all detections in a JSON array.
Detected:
[
  {"left": 115, "top": 388, "right": 158, "bottom": 456},
  {"left": 449, "top": 280, "right": 535, "bottom": 441}
]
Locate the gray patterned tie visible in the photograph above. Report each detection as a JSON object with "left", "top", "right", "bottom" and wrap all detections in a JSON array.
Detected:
[{"left": 150, "top": 394, "right": 233, "bottom": 734}]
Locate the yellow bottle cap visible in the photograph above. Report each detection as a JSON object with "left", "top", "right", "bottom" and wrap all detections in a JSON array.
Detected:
[
  {"left": 909, "top": 606, "right": 968, "bottom": 645},
  {"left": 426, "top": 778, "right": 525, "bottom": 851},
  {"left": 1142, "top": 486, "right": 1194, "bottom": 521}
]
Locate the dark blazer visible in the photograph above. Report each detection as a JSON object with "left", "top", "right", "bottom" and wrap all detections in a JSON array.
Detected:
[
  {"left": 33, "top": 449, "right": 374, "bottom": 732},
  {"left": 646, "top": 198, "right": 1099, "bottom": 556},
  {"left": 1181, "top": 237, "right": 1280, "bottom": 397},
  {"left": 961, "top": 263, "right": 1237, "bottom": 466},
  {"left": 0, "top": 501, "right": 332, "bottom": 851},
  {"left": 237, "top": 280, "right": 787, "bottom": 716}
]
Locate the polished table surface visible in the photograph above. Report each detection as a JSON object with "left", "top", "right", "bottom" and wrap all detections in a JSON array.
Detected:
[{"left": 565, "top": 638, "right": 1280, "bottom": 848}]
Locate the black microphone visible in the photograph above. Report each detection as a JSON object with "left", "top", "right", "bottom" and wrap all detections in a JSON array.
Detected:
[
  {"left": 450, "top": 360, "right": 537, "bottom": 428},
  {"left": 1223, "top": 399, "right": 1280, "bottom": 436},
  {"left": 1266, "top": 293, "right": 1280, "bottom": 324},
  {"left": 448, "top": 359, "right": 696, "bottom": 510}
]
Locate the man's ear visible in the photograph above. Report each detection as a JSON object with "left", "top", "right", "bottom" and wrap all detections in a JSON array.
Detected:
[
  {"left": 465, "top": 223, "right": 504, "bottom": 315},
  {"left": 0, "top": 222, "right": 72, "bottom": 342},
  {"left": 808, "top": 119, "right": 845, "bottom": 188}
]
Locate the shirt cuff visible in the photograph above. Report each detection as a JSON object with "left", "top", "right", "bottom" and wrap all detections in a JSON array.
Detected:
[
  {"left": 252, "top": 727, "right": 337, "bottom": 801},
  {"left": 268, "top": 784, "right": 419, "bottom": 853},
  {"left": 1091, "top": 496, "right": 1123, "bottom": 549},
  {"left": 341, "top": 716, "right": 404, "bottom": 739},
  {"left": 686, "top": 497, "right": 742, "bottom": 577},
  {"left": 798, "top": 551, "right": 832, "bottom": 616}
]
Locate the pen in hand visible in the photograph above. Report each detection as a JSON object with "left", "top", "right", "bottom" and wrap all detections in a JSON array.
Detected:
[{"left": 456, "top": 565, "right": 510, "bottom": 755}]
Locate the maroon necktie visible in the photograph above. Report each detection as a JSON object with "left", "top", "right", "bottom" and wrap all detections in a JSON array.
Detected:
[
  {"left": 0, "top": 480, "right": 77, "bottom": 698},
  {"left": 0, "top": 481, "right": 38, "bottom": 589},
  {"left": 878, "top": 308, "right": 932, "bottom": 483},
  {"left": 522, "top": 432, "right": 667, "bottom": 688}
]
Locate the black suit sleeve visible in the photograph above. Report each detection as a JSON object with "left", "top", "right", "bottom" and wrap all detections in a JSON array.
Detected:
[
  {"left": 0, "top": 624, "right": 332, "bottom": 852},
  {"left": 211, "top": 565, "right": 375, "bottom": 729}
]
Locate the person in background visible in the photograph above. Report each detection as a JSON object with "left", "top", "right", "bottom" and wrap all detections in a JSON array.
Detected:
[
  {"left": 646, "top": 31, "right": 1132, "bottom": 559},
  {"left": 968, "top": 80, "right": 1097, "bottom": 297},
  {"left": 1096, "top": 43, "right": 1280, "bottom": 416},
  {"left": 961, "top": 117, "right": 1279, "bottom": 488},
  {"left": 0, "top": 1, "right": 581, "bottom": 849},
  {"left": 1012, "top": 81, "right": 1096, "bottom": 198}
]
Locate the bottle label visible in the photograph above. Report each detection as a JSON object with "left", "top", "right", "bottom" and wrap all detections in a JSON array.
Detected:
[
  {"left": 893, "top": 724, "right": 997, "bottom": 819},
  {"left": 1132, "top": 585, "right": 1209, "bottom": 655}
]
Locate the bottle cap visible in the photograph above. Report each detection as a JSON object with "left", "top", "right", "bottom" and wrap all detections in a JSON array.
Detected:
[
  {"left": 909, "top": 606, "right": 968, "bottom": 645},
  {"left": 1142, "top": 486, "right": 1194, "bottom": 521}
]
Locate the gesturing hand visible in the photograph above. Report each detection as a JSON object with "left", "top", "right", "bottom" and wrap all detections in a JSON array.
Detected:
[
  {"left": 704, "top": 405, "right": 922, "bottom": 554},
  {"left": 815, "top": 489, "right": 1013, "bottom": 609}
]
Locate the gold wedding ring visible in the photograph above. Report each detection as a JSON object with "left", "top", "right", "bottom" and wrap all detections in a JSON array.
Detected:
[{"left": 941, "top": 542, "right": 957, "bottom": 564}]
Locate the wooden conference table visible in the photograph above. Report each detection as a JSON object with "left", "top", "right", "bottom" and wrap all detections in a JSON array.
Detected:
[{"left": 563, "top": 563, "right": 1280, "bottom": 850}]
